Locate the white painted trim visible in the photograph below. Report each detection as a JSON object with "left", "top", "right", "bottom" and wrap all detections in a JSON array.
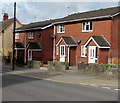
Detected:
[
  {"left": 60, "top": 45, "right": 66, "bottom": 57},
  {"left": 84, "top": 36, "right": 110, "bottom": 48},
  {"left": 100, "top": 47, "right": 110, "bottom": 49},
  {"left": 24, "top": 33, "right": 27, "bottom": 64},
  {"left": 41, "top": 24, "right": 53, "bottom": 29},
  {"left": 111, "top": 12, "right": 120, "bottom": 18},
  {"left": 68, "top": 46, "right": 70, "bottom": 63},
  {"left": 29, "top": 49, "right": 42, "bottom": 51},
  {"left": 53, "top": 25, "right": 56, "bottom": 60},
  {"left": 15, "top": 48, "right": 25, "bottom": 50},
  {"left": 56, "top": 37, "right": 77, "bottom": 47},
  {"left": 28, "top": 50, "right": 32, "bottom": 61}
]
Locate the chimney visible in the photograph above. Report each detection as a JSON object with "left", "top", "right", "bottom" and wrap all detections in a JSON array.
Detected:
[{"left": 3, "top": 13, "right": 9, "bottom": 21}]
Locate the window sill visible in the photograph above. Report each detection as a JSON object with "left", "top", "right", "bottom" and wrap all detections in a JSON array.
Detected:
[
  {"left": 28, "top": 38, "right": 34, "bottom": 39},
  {"left": 57, "top": 32, "right": 65, "bottom": 34},
  {"left": 81, "top": 56, "right": 86, "bottom": 58},
  {"left": 82, "top": 30, "right": 93, "bottom": 33}
]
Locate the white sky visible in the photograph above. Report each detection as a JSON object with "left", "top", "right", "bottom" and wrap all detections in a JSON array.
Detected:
[{"left": 0, "top": 0, "right": 119, "bottom": 24}]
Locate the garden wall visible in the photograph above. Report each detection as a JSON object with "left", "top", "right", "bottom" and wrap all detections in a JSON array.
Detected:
[
  {"left": 48, "top": 61, "right": 69, "bottom": 72},
  {"left": 78, "top": 62, "right": 119, "bottom": 78}
]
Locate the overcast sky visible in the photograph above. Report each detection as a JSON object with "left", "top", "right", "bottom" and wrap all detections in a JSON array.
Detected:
[{"left": 1, "top": 1, "right": 119, "bottom": 24}]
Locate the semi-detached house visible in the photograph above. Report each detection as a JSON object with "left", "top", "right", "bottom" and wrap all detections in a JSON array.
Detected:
[{"left": 15, "top": 6, "right": 120, "bottom": 65}]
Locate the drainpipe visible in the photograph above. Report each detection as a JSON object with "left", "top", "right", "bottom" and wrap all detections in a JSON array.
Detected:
[
  {"left": 24, "top": 32, "right": 26, "bottom": 64},
  {"left": 53, "top": 25, "right": 56, "bottom": 60},
  {"left": 68, "top": 46, "right": 70, "bottom": 64}
]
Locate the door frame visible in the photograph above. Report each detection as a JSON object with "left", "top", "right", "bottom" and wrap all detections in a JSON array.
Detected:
[
  {"left": 60, "top": 45, "right": 66, "bottom": 62},
  {"left": 88, "top": 46, "right": 97, "bottom": 63},
  {"left": 28, "top": 50, "right": 32, "bottom": 61}
]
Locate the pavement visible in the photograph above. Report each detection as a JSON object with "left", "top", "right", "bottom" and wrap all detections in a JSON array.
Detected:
[{"left": 2, "top": 65, "right": 119, "bottom": 88}]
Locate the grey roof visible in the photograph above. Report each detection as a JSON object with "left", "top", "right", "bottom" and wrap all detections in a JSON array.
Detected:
[
  {"left": 16, "top": 6, "right": 120, "bottom": 32},
  {"left": 92, "top": 36, "right": 110, "bottom": 47},
  {"left": 0, "top": 18, "right": 14, "bottom": 31},
  {"left": 62, "top": 36, "right": 77, "bottom": 46},
  {"left": 28, "top": 42, "right": 42, "bottom": 49},
  {"left": 15, "top": 42, "right": 25, "bottom": 48}
]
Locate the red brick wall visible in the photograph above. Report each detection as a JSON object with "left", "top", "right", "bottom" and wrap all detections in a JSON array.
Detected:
[
  {"left": 55, "top": 19, "right": 112, "bottom": 64},
  {"left": 98, "top": 48, "right": 109, "bottom": 64},
  {"left": 16, "top": 27, "right": 54, "bottom": 64},
  {"left": 111, "top": 15, "right": 120, "bottom": 59}
]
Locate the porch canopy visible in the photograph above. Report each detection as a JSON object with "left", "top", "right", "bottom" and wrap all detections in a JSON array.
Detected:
[
  {"left": 84, "top": 36, "right": 111, "bottom": 48},
  {"left": 56, "top": 36, "right": 77, "bottom": 46},
  {"left": 28, "top": 42, "right": 42, "bottom": 51},
  {"left": 15, "top": 42, "right": 25, "bottom": 50}
]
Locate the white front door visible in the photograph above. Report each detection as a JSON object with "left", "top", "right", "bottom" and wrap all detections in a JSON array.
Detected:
[
  {"left": 88, "top": 46, "right": 97, "bottom": 63},
  {"left": 60, "top": 45, "right": 66, "bottom": 62},
  {"left": 28, "top": 50, "right": 32, "bottom": 61}
]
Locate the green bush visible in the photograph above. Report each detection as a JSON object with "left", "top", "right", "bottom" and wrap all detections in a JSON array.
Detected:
[{"left": 2, "top": 56, "right": 10, "bottom": 64}]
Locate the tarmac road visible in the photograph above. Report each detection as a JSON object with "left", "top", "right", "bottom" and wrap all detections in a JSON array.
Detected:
[{"left": 2, "top": 73, "right": 118, "bottom": 101}]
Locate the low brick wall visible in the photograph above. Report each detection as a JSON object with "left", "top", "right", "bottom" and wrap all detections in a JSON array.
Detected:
[
  {"left": 48, "top": 61, "right": 69, "bottom": 72},
  {"left": 28, "top": 61, "right": 43, "bottom": 69},
  {"left": 78, "top": 62, "right": 119, "bottom": 78}
]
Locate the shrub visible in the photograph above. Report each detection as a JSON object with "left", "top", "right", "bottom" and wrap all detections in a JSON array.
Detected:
[{"left": 2, "top": 56, "right": 10, "bottom": 64}]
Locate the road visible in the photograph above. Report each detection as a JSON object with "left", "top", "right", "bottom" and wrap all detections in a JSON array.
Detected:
[{"left": 2, "top": 73, "right": 118, "bottom": 101}]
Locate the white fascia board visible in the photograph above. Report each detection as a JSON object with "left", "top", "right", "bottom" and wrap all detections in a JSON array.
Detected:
[
  {"left": 53, "top": 15, "right": 112, "bottom": 25},
  {"left": 56, "top": 38, "right": 63, "bottom": 46},
  {"left": 15, "top": 48, "right": 25, "bottom": 50},
  {"left": 29, "top": 49, "right": 42, "bottom": 51},
  {"left": 99, "top": 47, "right": 110, "bottom": 48},
  {"left": 84, "top": 37, "right": 100, "bottom": 48},
  {"left": 111, "top": 12, "right": 120, "bottom": 18},
  {"left": 41, "top": 23, "right": 53, "bottom": 29},
  {"left": 84, "top": 37, "right": 93, "bottom": 47}
]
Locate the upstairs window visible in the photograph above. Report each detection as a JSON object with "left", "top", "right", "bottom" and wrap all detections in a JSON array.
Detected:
[
  {"left": 28, "top": 32, "right": 34, "bottom": 39},
  {"left": 81, "top": 45, "right": 86, "bottom": 57},
  {"left": 57, "top": 25, "right": 65, "bottom": 33},
  {"left": 15, "top": 33, "right": 19, "bottom": 39},
  {"left": 82, "top": 22, "right": 93, "bottom": 32}
]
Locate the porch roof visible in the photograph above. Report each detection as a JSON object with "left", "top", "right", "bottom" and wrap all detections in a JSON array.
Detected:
[
  {"left": 84, "top": 36, "right": 111, "bottom": 48},
  {"left": 56, "top": 36, "right": 77, "bottom": 46},
  {"left": 28, "top": 42, "right": 42, "bottom": 49},
  {"left": 15, "top": 42, "right": 25, "bottom": 48}
]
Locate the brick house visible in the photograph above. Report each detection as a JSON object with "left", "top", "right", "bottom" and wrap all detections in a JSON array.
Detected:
[
  {"left": 16, "top": 6, "right": 120, "bottom": 65},
  {"left": 53, "top": 6, "right": 120, "bottom": 65},
  {"left": 15, "top": 20, "right": 58, "bottom": 64}
]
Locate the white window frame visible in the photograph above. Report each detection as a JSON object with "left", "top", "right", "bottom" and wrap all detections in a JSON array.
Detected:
[
  {"left": 81, "top": 45, "right": 86, "bottom": 57},
  {"left": 82, "top": 22, "right": 93, "bottom": 32},
  {"left": 15, "top": 33, "right": 19, "bottom": 39},
  {"left": 56, "top": 46, "right": 59, "bottom": 55},
  {"left": 57, "top": 25, "right": 65, "bottom": 33},
  {"left": 28, "top": 50, "right": 32, "bottom": 61},
  {"left": 28, "top": 32, "right": 34, "bottom": 39},
  {"left": 60, "top": 45, "right": 66, "bottom": 57}
]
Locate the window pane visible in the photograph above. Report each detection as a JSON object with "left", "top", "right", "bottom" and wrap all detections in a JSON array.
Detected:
[
  {"left": 90, "top": 22, "right": 92, "bottom": 30},
  {"left": 83, "top": 23, "right": 85, "bottom": 30},
  {"left": 86, "top": 24, "right": 89, "bottom": 30}
]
